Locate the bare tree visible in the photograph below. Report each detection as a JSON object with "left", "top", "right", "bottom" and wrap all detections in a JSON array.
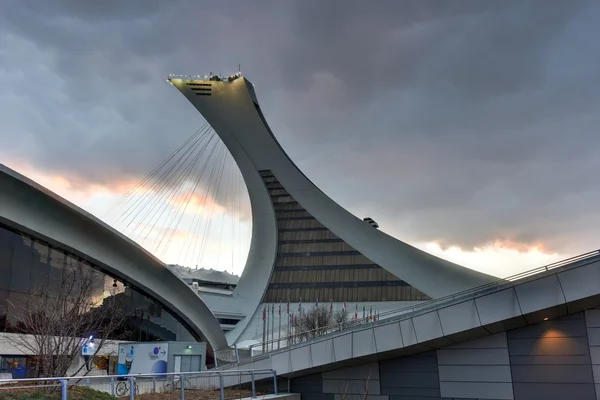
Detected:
[
  {"left": 333, "top": 308, "right": 352, "bottom": 330},
  {"left": 292, "top": 305, "right": 349, "bottom": 342},
  {"left": 3, "top": 259, "right": 127, "bottom": 379}
]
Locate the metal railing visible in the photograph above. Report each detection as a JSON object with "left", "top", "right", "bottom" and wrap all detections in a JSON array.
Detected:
[
  {"left": 0, "top": 368, "right": 277, "bottom": 399},
  {"left": 224, "top": 249, "right": 600, "bottom": 363}
]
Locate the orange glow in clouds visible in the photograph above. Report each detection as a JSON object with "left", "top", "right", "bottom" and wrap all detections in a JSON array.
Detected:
[
  {"left": 3, "top": 158, "right": 565, "bottom": 276},
  {"left": 419, "top": 241, "right": 561, "bottom": 278},
  {"left": 169, "top": 192, "right": 227, "bottom": 215}
]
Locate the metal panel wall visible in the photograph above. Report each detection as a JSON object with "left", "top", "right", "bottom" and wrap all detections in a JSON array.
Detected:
[
  {"left": 507, "top": 313, "right": 596, "bottom": 400},
  {"left": 585, "top": 308, "right": 600, "bottom": 399},
  {"left": 438, "top": 333, "right": 514, "bottom": 399},
  {"left": 290, "top": 373, "right": 332, "bottom": 400},
  {"left": 379, "top": 351, "right": 446, "bottom": 399},
  {"left": 322, "top": 363, "right": 383, "bottom": 399},
  {"left": 290, "top": 314, "right": 600, "bottom": 399}
]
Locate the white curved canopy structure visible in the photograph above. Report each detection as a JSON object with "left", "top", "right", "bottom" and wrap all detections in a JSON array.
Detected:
[
  {"left": 0, "top": 164, "right": 229, "bottom": 350},
  {"left": 169, "top": 74, "right": 496, "bottom": 343}
]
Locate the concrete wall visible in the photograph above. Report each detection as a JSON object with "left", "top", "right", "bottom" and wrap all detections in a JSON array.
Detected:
[{"left": 290, "top": 313, "right": 599, "bottom": 400}]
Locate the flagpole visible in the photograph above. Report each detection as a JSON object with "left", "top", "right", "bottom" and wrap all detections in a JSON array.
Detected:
[
  {"left": 315, "top": 298, "right": 319, "bottom": 337},
  {"left": 267, "top": 303, "right": 270, "bottom": 352},
  {"left": 271, "top": 303, "right": 275, "bottom": 352},
  {"left": 291, "top": 313, "right": 295, "bottom": 345},
  {"left": 278, "top": 302, "right": 282, "bottom": 350},
  {"left": 262, "top": 306, "right": 266, "bottom": 354},
  {"left": 266, "top": 304, "right": 270, "bottom": 352}
]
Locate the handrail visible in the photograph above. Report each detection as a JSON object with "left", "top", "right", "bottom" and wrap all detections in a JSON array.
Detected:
[
  {"left": 237, "top": 248, "right": 600, "bottom": 357},
  {"left": 0, "top": 368, "right": 275, "bottom": 383},
  {"left": 0, "top": 368, "right": 278, "bottom": 399}
]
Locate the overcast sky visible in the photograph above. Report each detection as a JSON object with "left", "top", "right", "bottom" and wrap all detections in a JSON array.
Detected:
[{"left": 1, "top": 0, "right": 600, "bottom": 277}]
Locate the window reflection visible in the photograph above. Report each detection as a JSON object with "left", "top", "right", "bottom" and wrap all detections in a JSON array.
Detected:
[{"left": 0, "top": 224, "right": 194, "bottom": 345}]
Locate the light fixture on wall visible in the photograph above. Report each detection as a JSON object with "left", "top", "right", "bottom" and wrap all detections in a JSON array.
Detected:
[
  {"left": 543, "top": 317, "right": 549, "bottom": 321},
  {"left": 187, "top": 346, "right": 192, "bottom": 349}
]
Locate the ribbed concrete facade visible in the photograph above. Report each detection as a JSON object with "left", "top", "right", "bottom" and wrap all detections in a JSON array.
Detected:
[
  {"left": 291, "top": 311, "right": 600, "bottom": 400},
  {"left": 260, "top": 170, "right": 430, "bottom": 303}
]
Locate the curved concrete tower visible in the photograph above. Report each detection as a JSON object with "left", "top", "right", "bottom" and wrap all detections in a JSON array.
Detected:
[{"left": 169, "top": 74, "right": 495, "bottom": 342}]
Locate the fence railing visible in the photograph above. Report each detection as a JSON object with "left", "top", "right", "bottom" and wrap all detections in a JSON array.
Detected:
[
  {"left": 0, "top": 368, "right": 277, "bottom": 399},
  {"left": 224, "top": 249, "right": 600, "bottom": 363}
]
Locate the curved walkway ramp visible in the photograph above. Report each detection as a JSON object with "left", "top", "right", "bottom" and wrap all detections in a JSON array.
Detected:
[
  {"left": 216, "top": 250, "right": 600, "bottom": 383},
  {"left": 0, "top": 163, "right": 228, "bottom": 351}
]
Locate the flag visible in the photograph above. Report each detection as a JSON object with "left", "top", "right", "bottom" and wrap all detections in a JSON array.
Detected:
[
  {"left": 315, "top": 298, "right": 319, "bottom": 314},
  {"left": 298, "top": 297, "right": 302, "bottom": 313},
  {"left": 272, "top": 303, "right": 275, "bottom": 315},
  {"left": 370, "top": 306, "right": 373, "bottom": 321},
  {"left": 287, "top": 300, "right": 290, "bottom": 315},
  {"left": 330, "top": 301, "right": 333, "bottom": 313},
  {"left": 278, "top": 302, "right": 281, "bottom": 315},
  {"left": 362, "top": 305, "right": 366, "bottom": 319},
  {"left": 343, "top": 301, "right": 347, "bottom": 311},
  {"left": 355, "top": 303, "right": 358, "bottom": 320},
  {"left": 262, "top": 306, "right": 266, "bottom": 321}
]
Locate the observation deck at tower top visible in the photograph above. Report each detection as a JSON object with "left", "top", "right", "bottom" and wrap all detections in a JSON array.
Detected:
[{"left": 167, "top": 71, "right": 243, "bottom": 84}]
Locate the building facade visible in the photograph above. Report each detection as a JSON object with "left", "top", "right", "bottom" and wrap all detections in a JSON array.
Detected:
[
  {"left": 0, "top": 222, "right": 198, "bottom": 377},
  {"left": 260, "top": 170, "right": 430, "bottom": 304},
  {"left": 0, "top": 163, "right": 228, "bottom": 352},
  {"left": 291, "top": 311, "right": 600, "bottom": 400}
]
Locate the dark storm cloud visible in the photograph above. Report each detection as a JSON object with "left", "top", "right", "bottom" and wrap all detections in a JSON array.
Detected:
[{"left": 1, "top": 0, "right": 599, "bottom": 255}]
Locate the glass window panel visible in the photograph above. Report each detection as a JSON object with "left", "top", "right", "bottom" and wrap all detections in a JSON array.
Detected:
[
  {"left": 104, "top": 275, "right": 124, "bottom": 298},
  {"left": 32, "top": 241, "right": 49, "bottom": 264},
  {"left": 6, "top": 291, "right": 28, "bottom": 332},
  {"left": 9, "top": 250, "right": 32, "bottom": 294},
  {"left": 0, "top": 243, "right": 12, "bottom": 291},
  {"left": 47, "top": 248, "right": 65, "bottom": 297},
  {"left": 0, "top": 226, "right": 15, "bottom": 248},
  {"left": 91, "top": 268, "right": 105, "bottom": 302},
  {"left": 0, "top": 227, "right": 195, "bottom": 342},
  {"left": 87, "top": 268, "right": 105, "bottom": 306},
  {"left": 48, "top": 248, "right": 65, "bottom": 269},
  {"left": 5, "top": 357, "right": 28, "bottom": 378},
  {"left": 0, "top": 290, "right": 8, "bottom": 332},
  {"left": 29, "top": 240, "right": 50, "bottom": 292},
  {"left": 63, "top": 255, "right": 83, "bottom": 299},
  {"left": 14, "top": 235, "right": 33, "bottom": 254}
]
